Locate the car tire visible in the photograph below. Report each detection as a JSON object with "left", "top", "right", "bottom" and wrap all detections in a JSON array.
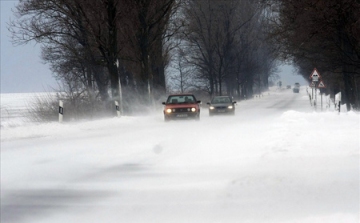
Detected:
[{"left": 164, "top": 116, "right": 170, "bottom": 122}]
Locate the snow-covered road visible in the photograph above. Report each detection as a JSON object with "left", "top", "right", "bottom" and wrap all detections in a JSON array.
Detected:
[{"left": 1, "top": 87, "right": 359, "bottom": 223}]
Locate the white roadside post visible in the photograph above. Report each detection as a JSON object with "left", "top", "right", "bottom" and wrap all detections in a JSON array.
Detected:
[
  {"left": 115, "top": 101, "right": 121, "bottom": 117},
  {"left": 335, "top": 92, "right": 341, "bottom": 114},
  {"left": 339, "top": 92, "right": 341, "bottom": 113},
  {"left": 59, "top": 100, "right": 64, "bottom": 123}
]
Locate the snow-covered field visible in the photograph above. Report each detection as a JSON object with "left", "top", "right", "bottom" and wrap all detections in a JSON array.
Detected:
[
  {"left": 1, "top": 87, "right": 359, "bottom": 223},
  {"left": 1, "top": 92, "right": 53, "bottom": 128}
]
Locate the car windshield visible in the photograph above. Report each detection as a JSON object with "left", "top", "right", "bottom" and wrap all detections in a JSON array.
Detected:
[
  {"left": 211, "top": 97, "right": 231, "bottom": 104},
  {"left": 167, "top": 95, "right": 195, "bottom": 104}
]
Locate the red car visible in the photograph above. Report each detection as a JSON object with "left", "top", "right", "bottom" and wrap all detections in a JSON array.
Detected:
[{"left": 162, "top": 94, "right": 201, "bottom": 121}]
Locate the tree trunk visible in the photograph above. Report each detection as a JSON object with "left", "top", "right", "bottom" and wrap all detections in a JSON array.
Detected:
[{"left": 107, "top": 0, "right": 119, "bottom": 102}]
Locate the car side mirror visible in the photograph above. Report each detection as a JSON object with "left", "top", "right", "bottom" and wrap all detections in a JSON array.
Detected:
[
  {"left": 233, "top": 101, "right": 237, "bottom": 104},
  {"left": 206, "top": 102, "right": 210, "bottom": 105},
  {"left": 162, "top": 102, "right": 166, "bottom": 105},
  {"left": 197, "top": 100, "right": 202, "bottom": 104}
]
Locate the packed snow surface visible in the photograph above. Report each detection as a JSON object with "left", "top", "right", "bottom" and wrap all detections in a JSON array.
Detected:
[{"left": 1, "top": 87, "right": 359, "bottom": 223}]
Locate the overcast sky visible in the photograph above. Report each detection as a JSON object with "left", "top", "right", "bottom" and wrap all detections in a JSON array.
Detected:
[
  {"left": 1, "top": 0, "right": 57, "bottom": 93},
  {"left": 1, "top": 0, "right": 307, "bottom": 94}
]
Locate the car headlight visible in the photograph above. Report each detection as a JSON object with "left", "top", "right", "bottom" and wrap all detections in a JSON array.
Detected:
[
  {"left": 191, "top": 107, "right": 196, "bottom": 112},
  {"left": 209, "top": 106, "right": 215, "bottom": 110},
  {"left": 228, "top": 105, "right": 233, "bottom": 109},
  {"left": 166, "top": 108, "right": 172, "bottom": 113}
]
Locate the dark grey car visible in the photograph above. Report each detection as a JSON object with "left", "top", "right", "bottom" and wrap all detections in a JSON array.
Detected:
[
  {"left": 293, "top": 83, "right": 300, "bottom": 93},
  {"left": 207, "top": 96, "right": 236, "bottom": 116}
]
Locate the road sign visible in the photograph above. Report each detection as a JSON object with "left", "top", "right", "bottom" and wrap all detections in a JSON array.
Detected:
[
  {"left": 309, "top": 82, "right": 316, "bottom": 88},
  {"left": 317, "top": 80, "right": 326, "bottom": 88},
  {"left": 310, "top": 68, "right": 321, "bottom": 82}
]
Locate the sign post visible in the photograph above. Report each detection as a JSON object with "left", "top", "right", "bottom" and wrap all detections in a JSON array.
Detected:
[
  {"left": 309, "top": 82, "right": 316, "bottom": 100},
  {"left": 317, "top": 80, "right": 326, "bottom": 111},
  {"left": 309, "top": 68, "right": 321, "bottom": 110}
]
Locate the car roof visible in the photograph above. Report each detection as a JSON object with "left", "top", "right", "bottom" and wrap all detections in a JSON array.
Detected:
[
  {"left": 212, "top": 96, "right": 231, "bottom": 98},
  {"left": 168, "top": 94, "right": 195, "bottom": 96}
]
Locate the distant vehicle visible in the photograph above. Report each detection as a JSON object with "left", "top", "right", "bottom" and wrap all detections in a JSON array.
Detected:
[
  {"left": 162, "top": 94, "right": 201, "bottom": 121},
  {"left": 207, "top": 96, "right": 236, "bottom": 116},
  {"left": 293, "top": 83, "right": 300, "bottom": 93},
  {"left": 286, "top": 85, "right": 291, "bottom": 89}
]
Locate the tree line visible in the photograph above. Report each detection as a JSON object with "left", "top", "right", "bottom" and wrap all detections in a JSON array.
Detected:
[
  {"left": 268, "top": 0, "right": 360, "bottom": 110},
  {"left": 9, "top": 0, "right": 359, "bottom": 117}
]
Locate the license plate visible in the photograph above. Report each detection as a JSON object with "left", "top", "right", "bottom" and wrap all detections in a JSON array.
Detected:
[
  {"left": 176, "top": 114, "right": 188, "bottom": 117},
  {"left": 217, "top": 110, "right": 225, "bottom": 113}
]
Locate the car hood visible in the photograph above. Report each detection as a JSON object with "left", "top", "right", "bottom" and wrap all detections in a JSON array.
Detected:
[
  {"left": 210, "top": 103, "right": 232, "bottom": 107},
  {"left": 164, "top": 103, "right": 199, "bottom": 108}
]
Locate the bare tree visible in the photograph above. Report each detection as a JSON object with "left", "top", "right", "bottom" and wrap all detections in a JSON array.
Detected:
[
  {"left": 168, "top": 46, "right": 196, "bottom": 93},
  {"left": 9, "top": 0, "right": 113, "bottom": 101},
  {"left": 178, "top": 0, "right": 275, "bottom": 98}
]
